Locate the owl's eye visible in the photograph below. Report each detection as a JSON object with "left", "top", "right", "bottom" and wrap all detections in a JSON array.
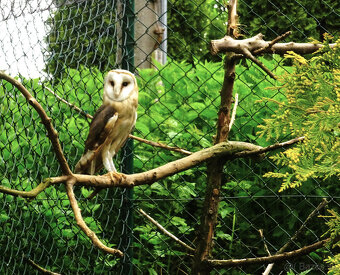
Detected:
[
  {"left": 122, "top": 82, "right": 129, "bottom": 87},
  {"left": 110, "top": 80, "right": 115, "bottom": 86}
]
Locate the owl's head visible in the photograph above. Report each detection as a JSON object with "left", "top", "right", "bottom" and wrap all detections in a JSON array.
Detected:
[{"left": 103, "top": 69, "right": 137, "bottom": 103}]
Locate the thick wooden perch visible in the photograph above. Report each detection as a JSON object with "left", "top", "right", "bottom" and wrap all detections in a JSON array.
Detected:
[
  {"left": 210, "top": 33, "right": 334, "bottom": 56},
  {"left": 193, "top": 1, "right": 240, "bottom": 273},
  {"left": 0, "top": 137, "right": 305, "bottom": 199}
]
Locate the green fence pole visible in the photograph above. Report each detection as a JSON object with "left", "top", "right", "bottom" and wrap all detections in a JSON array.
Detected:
[{"left": 121, "top": 0, "right": 135, "bottom": 274}]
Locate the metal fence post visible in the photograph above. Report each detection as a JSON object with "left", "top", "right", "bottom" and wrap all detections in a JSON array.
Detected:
[{"left": 121, "top": 0, "right": 135, "bottom": 274}]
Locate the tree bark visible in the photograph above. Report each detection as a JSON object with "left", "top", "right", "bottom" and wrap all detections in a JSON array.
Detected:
[
  {"left": 210, "top": 33, "right": 335, "bottom": 56},
  {"left": 192, "top": 1, "right": 239, "bottom": 273}
]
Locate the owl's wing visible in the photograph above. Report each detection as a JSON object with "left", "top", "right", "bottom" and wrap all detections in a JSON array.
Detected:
[
  {"left": 85, "top": 105, "right": 117, "bottom": 151},
  {"left": 75, "top": 104, "right": 118, "bottom": 174}
]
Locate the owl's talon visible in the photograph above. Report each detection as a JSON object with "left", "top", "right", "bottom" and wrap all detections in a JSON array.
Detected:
[{"left": 107, "top": 171, "right": 122, "bottom": 183}]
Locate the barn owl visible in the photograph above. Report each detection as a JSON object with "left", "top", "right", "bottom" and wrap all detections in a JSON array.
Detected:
[{"left": 75, "top": 69, "right": 138, "bottom": 180}]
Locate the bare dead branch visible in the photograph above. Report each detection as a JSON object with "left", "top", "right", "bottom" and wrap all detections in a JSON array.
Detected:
[
  {"left": 65, "top": 180, "right": 123, "bottom": 257},
  {"left": 210, "top": 33, "right": 335, "bottom": 56},
  {"left": 206, "top": 237, "right": 333, "bottom": 268},
  {"left": 0, "top": 72, "right": 72, "bottom": 175},
  {"left": 43, "top": 85, "right": 93, "bottom": 119},
  {"left": 254, "top": 31, "right": 292, "bottom": 54},
  {"left": 25, "top": 258, "right": 61, "bottom": 275},
  {"left": 233, "top": 136, "right": 305, "bottom": 158},
  {"left": 242, "top": 48, "right": 277, "bottom": 79},
  {"left": 0, "top": 137, "right": 304, "bottom": 198},
  {"left": 228, "top": 93, "right": 238, "bottom": 130},
  {"left": 258, "top": 229, "right": 271, "bottom": 256},
  {"left": 0, "top": 141, "right": 262, "bottom": 198},
  {"left": 263, "top": 198, "right": 329, "bottom": 274},
  {"left": 139, "top": 209, "right": 195, "bottom": 252}
]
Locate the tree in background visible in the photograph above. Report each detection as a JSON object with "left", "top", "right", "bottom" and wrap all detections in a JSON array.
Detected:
[
  {"left": 237, "top": 0, "right": 339, "bottom": 41},
  {"left": 45, "top": 0, "right": 118, "bottom": 78},
  {"left": 167, "top": 0, "right": 226, "bottom": 63},
  {"left": 44, "top": 0, "right": 339, "bottom": 74}
]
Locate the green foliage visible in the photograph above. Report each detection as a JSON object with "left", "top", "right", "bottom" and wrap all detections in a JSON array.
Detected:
[
  {"left": 258, "top": 38, "right": 340, "bottom": 192},
  {"left": 167, "top": 0, "right": 227, "bottom": 63},
  {"left": 323, "top": 210, "right": 340, "bottom": 275},
  {"left": 238, "top": 0, "right": 339, "bottom": 42},
  {"left": 287, "top": 269, "right": 312, "bottom": 275},
  {"left": 45, "top": 0, "right": 118, "bottom": 78}
]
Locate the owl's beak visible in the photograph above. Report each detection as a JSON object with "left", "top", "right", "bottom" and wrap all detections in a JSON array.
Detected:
[{"left": 113, "top": 86, "right": 121, "bottom": 97}]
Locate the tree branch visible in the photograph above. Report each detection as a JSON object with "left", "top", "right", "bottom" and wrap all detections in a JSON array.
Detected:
[
  {"left": 253, "top": 31, "right": 292, "bottom": 55},
  {"left": 210, "top": 33, "right": 335, "bottom": 56},
  {"left": 0, "top": 137, "right": 304, "bottom": 198},
  {"left": 258, "top": 229, "right": 271, "bottom": 257},
  {"left": 0, "top": 72, "right": 72, "bottom": 175},
  {"left": 263, "top": 198, "right": 329, "bottom": 274},
  {"left": 65, "top": 180, "right": 123, "bottom": 257},
  {"left": 0, "top": 178, "right": 54, "bottom": 198},
  {"left": 138, "top": 209, "right": 195, "bottom": 252},
  {"left": 25, "top": 258, "right": 61, "bottom": 275},
  {"left": 206, "top": 237, "right": 335, "bottom": 268},
  {"left": 242, "top": 48, "right": 277, "bottom": 79},
  {"left": 43, "top": 85, "right": 93, "bottom": 119},
  {"left": 233, "top": 136, "right": 304, "bottom": 158},
  {"left": 229, "top": 93, "right": 238, "bottom": 130}
]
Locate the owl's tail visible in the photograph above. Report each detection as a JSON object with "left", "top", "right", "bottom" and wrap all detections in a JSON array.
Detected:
[{"left": 74, "top": 150, "right": 96, "bottom": 174}]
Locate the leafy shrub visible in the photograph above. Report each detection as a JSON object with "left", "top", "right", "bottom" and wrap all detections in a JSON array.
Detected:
[{"left": 258, "top": 37, "right": 339, "bottom": 191}]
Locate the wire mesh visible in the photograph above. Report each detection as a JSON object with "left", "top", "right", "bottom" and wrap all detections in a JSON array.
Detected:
[{"left": 0, "top": 0, "right": 339, "bottom": 274}]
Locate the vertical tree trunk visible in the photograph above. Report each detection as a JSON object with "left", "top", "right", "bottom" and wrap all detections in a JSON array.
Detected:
[{"left": 192, "top": 1, "right": 239, "bottom": 273}]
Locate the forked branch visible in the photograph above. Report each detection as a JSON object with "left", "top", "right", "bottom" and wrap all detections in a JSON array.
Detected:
[
  {"left": 0, "top": 137, "right": 304, "bottom": 199},
  {"left": 210, "top": 32, "right": 335, "bottom": 79},
  {"left": 210, "top": 33, "right": 335, "bottom": 56}
]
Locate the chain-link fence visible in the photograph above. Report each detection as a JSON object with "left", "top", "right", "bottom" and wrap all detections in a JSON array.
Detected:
[{"left": 0, "top": 0, "right": 339, "bottom": 274}]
